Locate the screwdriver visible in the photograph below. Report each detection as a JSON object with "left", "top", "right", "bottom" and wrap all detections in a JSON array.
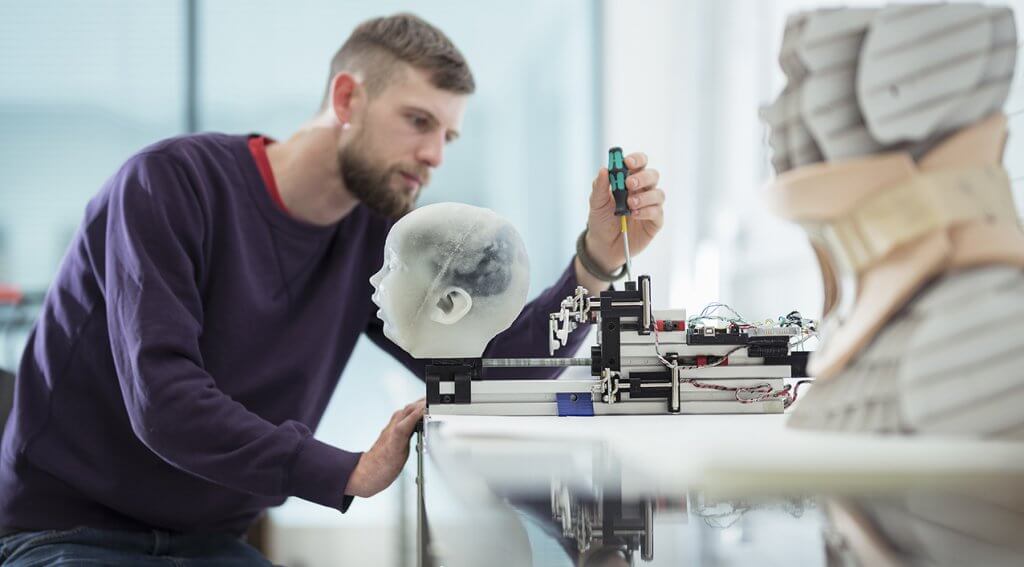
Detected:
[{"left": 608, "top": 147, "right": 633, "bottom": 281}]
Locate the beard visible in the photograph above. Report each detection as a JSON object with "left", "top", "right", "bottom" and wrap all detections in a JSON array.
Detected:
[{"left": 338, "top": 135, "right": 424, "bottom": 220}]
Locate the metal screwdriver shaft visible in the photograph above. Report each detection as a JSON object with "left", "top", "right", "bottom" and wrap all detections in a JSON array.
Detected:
[
  {"left": 608, "top": 147, "right": 633, "bottom": 281},
  {"left": 620, "top": 216, "right": 633, "bottom": 280}
]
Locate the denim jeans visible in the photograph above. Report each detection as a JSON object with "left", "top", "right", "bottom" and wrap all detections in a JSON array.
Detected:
[{"left": 0, "top": 526, "right": 273, "bottom": 566}]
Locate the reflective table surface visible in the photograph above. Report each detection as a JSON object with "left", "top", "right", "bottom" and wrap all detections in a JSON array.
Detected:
[{"left": 418, "top": 414, "right": 1024, "bottom": 566}]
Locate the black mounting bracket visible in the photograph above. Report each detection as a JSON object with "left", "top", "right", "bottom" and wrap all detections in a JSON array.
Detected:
[{"left": 425, "top": 358, "right": 482, "bottom": 405}]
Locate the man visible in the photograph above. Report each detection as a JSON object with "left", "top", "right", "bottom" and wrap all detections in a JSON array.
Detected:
[{"left": 0, "top": 13, "right": 665, "bottom": 565}]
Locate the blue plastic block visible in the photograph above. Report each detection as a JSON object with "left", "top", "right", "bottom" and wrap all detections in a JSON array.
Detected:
[{"left": 556, "top": 392, "right": 594, "bottom": 417}]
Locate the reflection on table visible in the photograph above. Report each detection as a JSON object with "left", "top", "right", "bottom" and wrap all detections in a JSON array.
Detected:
[{"left": 418, "top": 414, "right": 1024, "bottom": 567}]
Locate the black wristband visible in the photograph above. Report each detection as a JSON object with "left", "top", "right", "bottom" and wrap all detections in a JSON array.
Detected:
[{"left": 575, "top": 229, "right": 627, "bottom": 282}]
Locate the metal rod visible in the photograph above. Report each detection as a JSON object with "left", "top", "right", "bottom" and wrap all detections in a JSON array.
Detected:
[
  {"left": 416, "top": 430, "right": 426, "bottom": 567},
  {"left": 481, "top": 357, "right": 591, "bottom": 367},
  {"left": 640, "top": 275, "right": 651, "bottom": 331},
  {"left": 622, "top": 223, "right": 633, "bottom": 281},
  {"left": 670, "top": 367, "right": 680, "bottom": 413},
  {"left": 642, "top": 500, "right": 654, "bottom": 561}
]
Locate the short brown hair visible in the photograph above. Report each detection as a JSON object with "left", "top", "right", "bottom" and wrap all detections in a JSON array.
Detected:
[{"left": 323, "top": 13, "right": 475, "bottom": 107}]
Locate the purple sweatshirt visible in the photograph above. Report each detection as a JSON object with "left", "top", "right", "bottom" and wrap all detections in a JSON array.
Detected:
[{"left": 0, "top": 133, "right": 587, "bottom": 535}]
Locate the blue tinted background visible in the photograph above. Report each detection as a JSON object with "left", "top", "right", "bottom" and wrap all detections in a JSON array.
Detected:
[{"left": 0, "top": 1, "right": 599, "bottom": 564}]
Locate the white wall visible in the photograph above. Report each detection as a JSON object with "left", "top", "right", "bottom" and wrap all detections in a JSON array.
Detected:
[{"left": 603, "top": 0, "right": 1024, "bottom": 327}]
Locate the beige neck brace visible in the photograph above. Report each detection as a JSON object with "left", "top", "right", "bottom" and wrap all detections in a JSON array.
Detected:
[{"left": 767, "top": 113, "right": 1024, "bottom": 380}]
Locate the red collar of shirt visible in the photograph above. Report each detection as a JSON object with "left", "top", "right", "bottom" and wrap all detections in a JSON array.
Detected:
[{"left": 247, "top": 135, "right": 290, "bottom": 214}]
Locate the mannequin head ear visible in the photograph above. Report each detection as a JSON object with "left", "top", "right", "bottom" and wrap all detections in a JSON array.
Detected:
[{"left": 429, "top": 286, "right": 473, "bottom": 325}]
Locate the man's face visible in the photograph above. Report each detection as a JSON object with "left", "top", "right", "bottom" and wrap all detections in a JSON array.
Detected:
[{"left": 339, "top": 65, "right": 468, "bottom": 219}]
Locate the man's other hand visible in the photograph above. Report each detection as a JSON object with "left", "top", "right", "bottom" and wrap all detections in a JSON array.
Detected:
[
  {"left": 344, "top": 399, "right": 425, "bottom": 498},
  {"left": 585, "top": 151, "right": 665, "bottom": 271}
]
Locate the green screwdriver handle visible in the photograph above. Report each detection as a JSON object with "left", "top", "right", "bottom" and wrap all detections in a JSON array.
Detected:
[{"left": 608, "top": 147, "right": 630, "bottom": 216}]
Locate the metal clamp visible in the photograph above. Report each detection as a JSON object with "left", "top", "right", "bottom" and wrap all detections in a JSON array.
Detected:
[{"left": 549, "top": 286, "right": 594, "bottom": 354}]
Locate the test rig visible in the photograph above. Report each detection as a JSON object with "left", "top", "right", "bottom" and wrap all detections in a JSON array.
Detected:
[{"left": 425, "top": 274, "right": 811, "bottom": 417}]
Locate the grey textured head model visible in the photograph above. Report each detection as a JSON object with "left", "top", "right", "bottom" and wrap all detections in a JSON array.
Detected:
[
  {"left": 370, "top": 202, "right": 530, "bottom": 358},
  {"left": 761, "top": 3, "right": 1024, "bottom": 438}
]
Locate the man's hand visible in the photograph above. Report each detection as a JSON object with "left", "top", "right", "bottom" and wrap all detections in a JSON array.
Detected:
[
  {"left": 575, "top": 152, "right": 665, "bottom": 293},
  {"left": 344, "top": 399, "right": 425, "bottom": 498}
]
